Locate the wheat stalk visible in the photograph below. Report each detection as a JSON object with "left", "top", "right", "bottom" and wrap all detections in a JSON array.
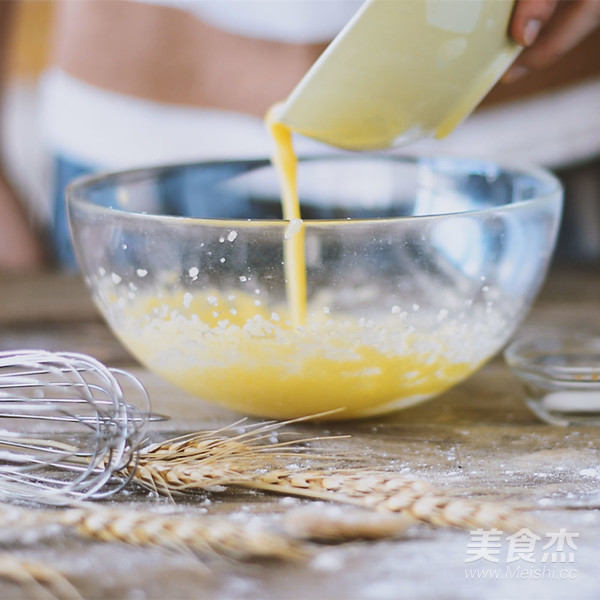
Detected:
[
  {"left": 132, "top": 426, "right": 541, "bottom": 534},
  {"left": 0, "top": 553, "right": 82, "bottom": 600},
  {"left": 282, "top": 505, "right": 415, "bottom": 542},
  {"left": 59, "top": 505, "right": 305, "bottom": 561},
  {"left": 137, "top": 461, "right": 539, "bottom": 533},
  {"left": 253, "top": 471, "right": 540, "bottom": 531},
  {"left": 132, "top": 416, "right": 344, "bottom": 496},
  {"left": 252, "top": 469, "right": 431, "bottom": 504},
  {"left": 0, "top": 502, "right": 304, "bottom": 562}
]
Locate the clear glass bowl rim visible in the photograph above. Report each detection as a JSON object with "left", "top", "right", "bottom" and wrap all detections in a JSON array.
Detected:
[
  {"left": 504, "top": 336, "right": 600, "bottom": 383},
  {"left": 66, "top": 154, "right": 563, "bottom": 229}
]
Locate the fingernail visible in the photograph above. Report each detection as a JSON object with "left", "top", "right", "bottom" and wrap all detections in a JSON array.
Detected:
[
  {"left": 523, "top": 19, "right": 542, "bottom": 46},
  {"left": 502, "top": 65, "right": 529, "bottom": 83}
]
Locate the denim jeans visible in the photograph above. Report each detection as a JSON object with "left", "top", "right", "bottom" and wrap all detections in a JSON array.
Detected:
[{"left": 51, "top": 155, "right": 95, "bottom": 269}]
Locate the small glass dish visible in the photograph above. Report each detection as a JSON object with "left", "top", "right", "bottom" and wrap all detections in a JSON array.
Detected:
[{"left": 505, "top": 336, "right": 600, "bottom": 426}]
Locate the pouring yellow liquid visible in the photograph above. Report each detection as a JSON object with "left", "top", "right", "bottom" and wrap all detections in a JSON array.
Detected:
[{"left": 266, "top": 105, "right": 306, "bottom": 328}]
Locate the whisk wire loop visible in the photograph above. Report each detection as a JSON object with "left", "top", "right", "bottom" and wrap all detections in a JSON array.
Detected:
[{"left": 0, "top": 350, "right": 152, "bottom": 504}]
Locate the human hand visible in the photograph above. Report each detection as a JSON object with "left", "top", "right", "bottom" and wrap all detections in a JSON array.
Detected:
[{"left": 504, "top": 0, "right": 600, "bottom": 82}]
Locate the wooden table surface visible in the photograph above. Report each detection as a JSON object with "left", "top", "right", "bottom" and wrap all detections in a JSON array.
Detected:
[{"left": 1, "top": 266, "right": 600, "bottom": 600}]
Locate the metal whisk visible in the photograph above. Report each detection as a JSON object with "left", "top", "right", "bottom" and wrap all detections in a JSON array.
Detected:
[{"left": 0, "top": 350, "right": 153, "bottom": 505}]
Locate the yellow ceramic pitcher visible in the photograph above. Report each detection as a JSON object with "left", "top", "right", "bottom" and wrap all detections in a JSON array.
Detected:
[{"left": 273, "top": 0, "right": 520, "bottom": 150}]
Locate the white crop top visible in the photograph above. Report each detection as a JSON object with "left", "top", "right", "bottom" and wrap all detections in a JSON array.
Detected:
[{"left": 132, "top": 0, "right": 363, "bottom": 43}]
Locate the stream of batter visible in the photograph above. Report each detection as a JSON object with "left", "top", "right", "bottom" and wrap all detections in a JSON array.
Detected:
[{"left": 266, "top": 105, "right": 307, "bottom": 329}]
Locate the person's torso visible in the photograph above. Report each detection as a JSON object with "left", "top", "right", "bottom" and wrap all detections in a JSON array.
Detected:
[{"left": 49, "top": 0, "right": 359, "bottom": 116}]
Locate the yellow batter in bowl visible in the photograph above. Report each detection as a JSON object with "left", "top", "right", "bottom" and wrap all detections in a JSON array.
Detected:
[{"left": 104, "top": 285, "right": 503, "bottom": 419}]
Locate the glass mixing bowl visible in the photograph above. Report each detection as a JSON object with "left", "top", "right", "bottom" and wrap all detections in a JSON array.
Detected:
[{"left": 67, "top": 156, "right": 563, "bottom": 420}]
